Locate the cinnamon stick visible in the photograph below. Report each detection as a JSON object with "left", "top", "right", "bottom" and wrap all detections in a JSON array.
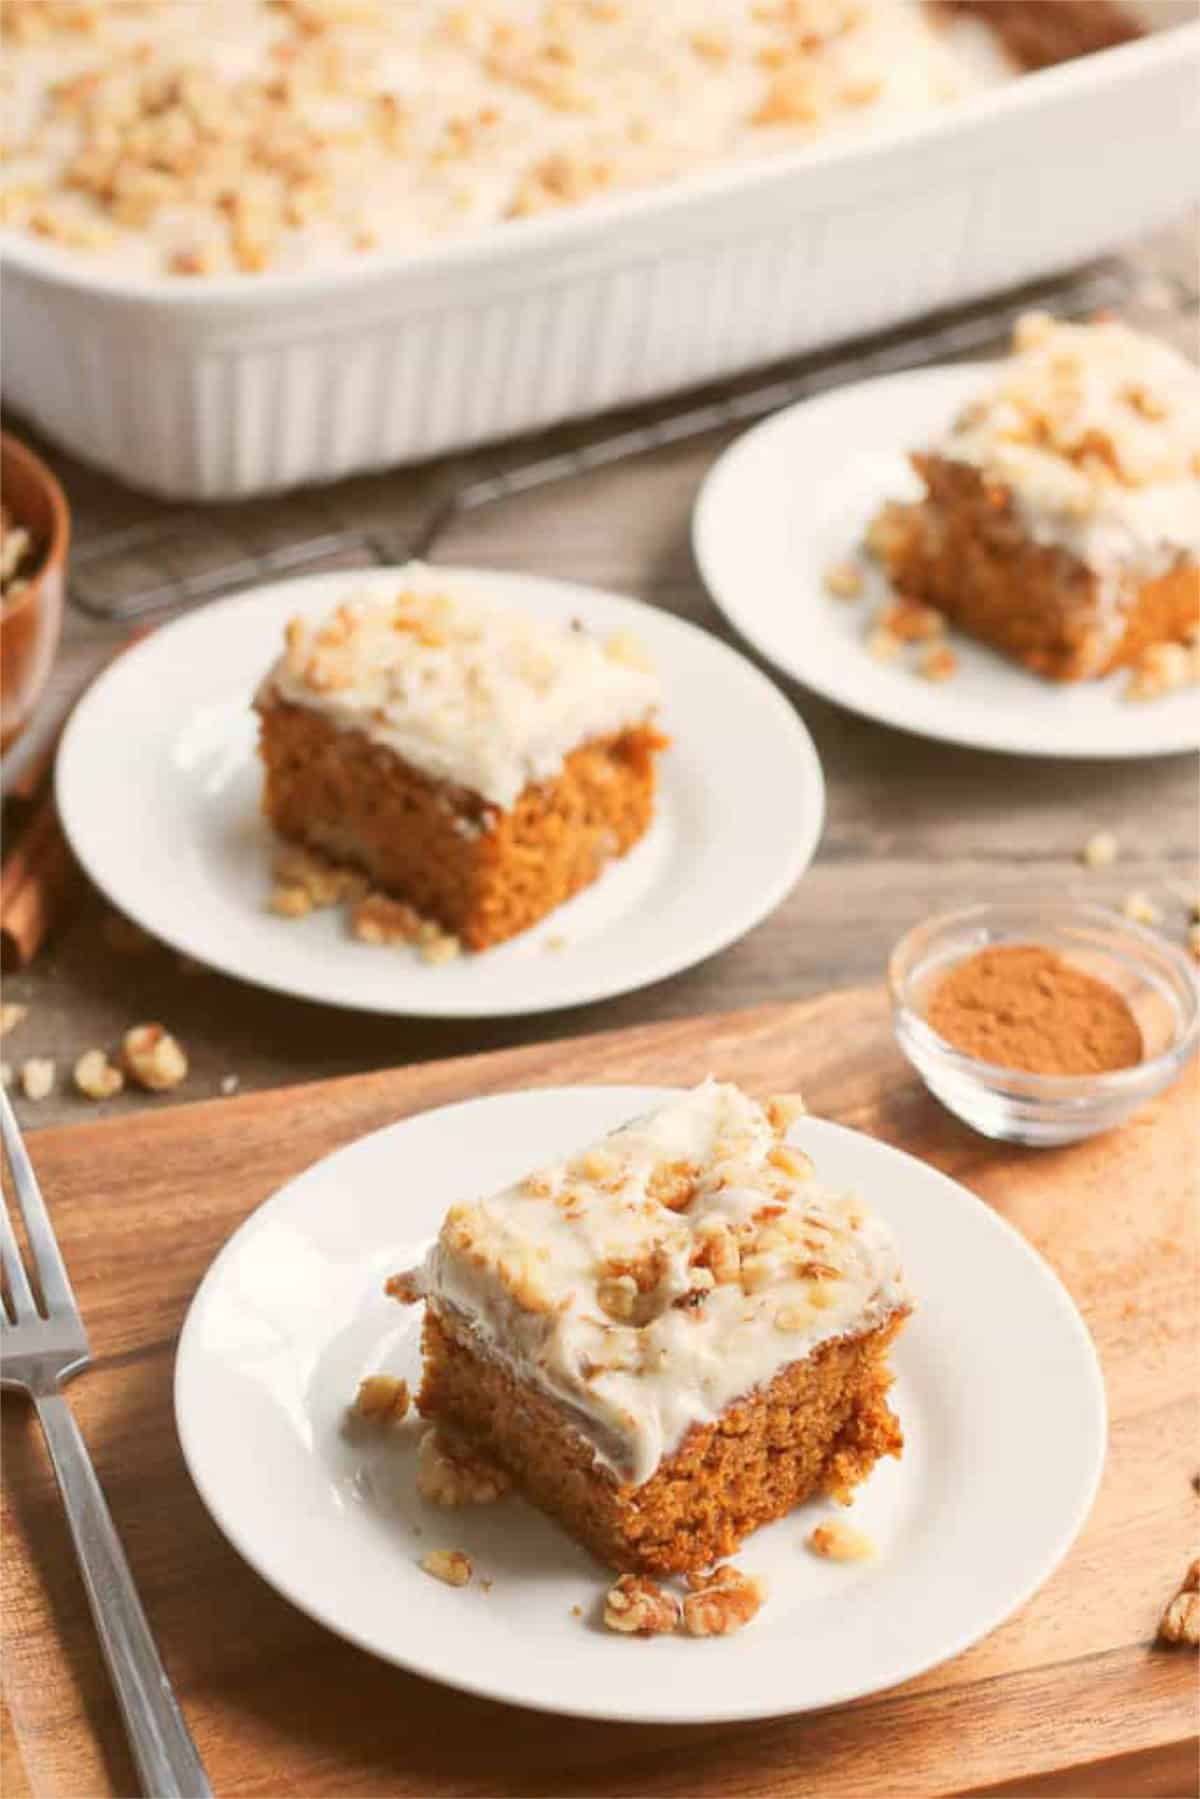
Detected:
[
  {"left": 1, "top": 624, "right": 154, "bottom": 966},
  {"left": 1, "top": 794, "right": 79, "bottom": 968}
]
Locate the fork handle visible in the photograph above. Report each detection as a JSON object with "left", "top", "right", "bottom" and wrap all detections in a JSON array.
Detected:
[{"left": 34, "top": 1391, "right": 212, "bottom": 1799}]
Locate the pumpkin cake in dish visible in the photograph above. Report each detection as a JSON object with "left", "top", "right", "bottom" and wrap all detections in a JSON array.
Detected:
[
  {"left": 870, "top": 312, "right": 1200, "bottom": 681},
  {"left": 399, "top": 1080, "right": 911, "bottom": 1575},
  {"left": 255, "top": 573, "right": 666, "bottom": 951}
]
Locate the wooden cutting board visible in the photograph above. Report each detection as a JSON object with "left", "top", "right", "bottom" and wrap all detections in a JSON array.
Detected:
[{"left": 3, "top": 988, "right": 1196, "bottom": 1799}]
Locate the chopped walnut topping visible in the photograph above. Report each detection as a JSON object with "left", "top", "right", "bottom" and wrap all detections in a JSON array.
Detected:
[
  {"left": 918, "top": 643, "right": 959, "bottom": 684},
  {"left": 807, "top": 1519, "right": 876, "bottom": 1561},
  {"left": 123, "top": 1024, "right": 188, "bottom": 1093},
  {"left": 824, "top": 561, "right": 864, "bottom": 600},
  {"left": 774, "top": 1304, "right": 814, "bottom": 1332},
  {"left": 597, "top": 1272, "right": 639, "bottom": 1321},
  {"left": 692, "top": 1215, "right": 740, "bottom": 1284},
  {"left": 353, "top": 1374, "right": 410, "bottom": 1423},
  {"left": 767, "top": 1143, "right": 812, "bottom": 1180},
  {"left": 20, "top": 1058, "right": 55, "bottom": 1102},
  {"left": 1080, "top": 830, "right": 1119, "bottom": 869},
  {"left": 73, "top": 1048, "right": 124, "bottom": 1101},
  {"left": 1121, "top": 890, "right": 1162, "bottom": 928},
  {"left": 1158, "top": 1558, "right": 1200, "bottom": 1647},
  {"left": 416, "top": 1427, "right": 510, "bottom": 1506},
  {"left": 681, "top": 1565, "right": 765, "bottom": 1637},
  {"left": 605, "top": 630, "right": 654, "bottom": 672},
  {"left": 603, "top": 1573, "right": 680, "bottom": 1636},
  {"left": 0, "top": 1003, "right": 29, "bottom": 1037},
  {"left": 765, "top": 1092, "right": 806, "bottom": 1135},
  {"left": 647, "top": 1159, "right": 699, "bottom": 1212},
  {"left": 385, "top": 1269, "right": 423, "bottom": 1305},
  {"left": 420, "top": 1548, "right": 473, "bottom": 1587}
]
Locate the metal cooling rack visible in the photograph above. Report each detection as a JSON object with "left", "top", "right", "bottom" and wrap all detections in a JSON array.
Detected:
[{"left": 68, "top": 255, "right": 1189, "bottom": 624}]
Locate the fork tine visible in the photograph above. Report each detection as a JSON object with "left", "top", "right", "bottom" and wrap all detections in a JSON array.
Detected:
[
  {"left": 0, "top": 1089, "right": 78, "bottom": 1319},
  {"left": 0, "top": 1183, "right": 39, "bottom": 1322}
]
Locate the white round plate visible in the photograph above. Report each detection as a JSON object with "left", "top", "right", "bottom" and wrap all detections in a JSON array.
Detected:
[
  {"left": 56, "top": 567, "right": 823, "bottom": 1016},
  {"left": 693, "top": 364, "right": 1200, "bottom": 760},
  {"left": 175, "top": 1085, "right": 1106, "bottom": 1725}
]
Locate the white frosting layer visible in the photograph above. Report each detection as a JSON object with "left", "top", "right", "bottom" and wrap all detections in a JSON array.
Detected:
[
  {"left": 944, "top": 313, "right": 1200, "bottom": 579},
  {"left": 257, "top": 570, "right": 660, "bottom": 810},
  {"left": 0, "top": 0, "right": 1004, "bottom": 278},
  {"left": 415, "top": 1081, "right": 910, "bottom": 1486}
]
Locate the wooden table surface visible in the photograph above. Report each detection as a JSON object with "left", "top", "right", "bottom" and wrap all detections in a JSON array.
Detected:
[{"left": 1, "top": 215, "right": 1197, "bottom": 1129}]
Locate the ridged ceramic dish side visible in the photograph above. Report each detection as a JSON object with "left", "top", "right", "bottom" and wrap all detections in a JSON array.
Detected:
[{"left": 3, "top": 19, "right": 1197, "bottom": 499}]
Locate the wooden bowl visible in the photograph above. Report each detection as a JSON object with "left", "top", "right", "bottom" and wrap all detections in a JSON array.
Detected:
[{"left": 1, "top": 431, "right": 70, "bottom": 753}]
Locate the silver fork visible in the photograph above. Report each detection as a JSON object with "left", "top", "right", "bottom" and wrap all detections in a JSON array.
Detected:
[{"left": 1, "top": 1089, "right": 212, "bottom": 1799}]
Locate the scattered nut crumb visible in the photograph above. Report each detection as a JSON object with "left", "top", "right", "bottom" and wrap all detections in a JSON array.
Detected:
[
  {"left": 570, "top": 1603, "right": 583, "bottom": 1619},
  {"left": 420, "top": 1549, "right": 472, "bottom": 1588},
  {"left": 480, "top": 1577, "right": 493, "bottom": 1593},
  {"left": 1158, "top": 1558, "right": 1200, "bottom": 1647},
  {"left": 0, "top": 1003, "right": 28, "bottom": 1037},
  {"left": 605, "top": 630, "right": 655, "bottom": 671},
  {"left": 865, "top": 625, "right": 902, "bottom": 663},
  {"left": 918, "top": 644, "right": 958, "bottom": 683},
  {"left": 269, "top": 884, "right": 314, "bottom": 918},
  {"left": 544, "top": 934, "right": 568, "bottom": 952},
  {"left": 73, "top": 1048, "right": 124, "bottom": 1101},
  {"left": 1188, "top": 922, "right": 1200, "bottom": 965},
  {"left": 1080, "top": 830, "right": 1119, "bottom": 869},
  {"left": 824, "top": 561, "right": 864, "bottom": 600},
  {"left": 20, "top": 1058, "right": 55, "bottom": 1102},
  {"left": 219, "top": 1074, "right": 240, "bottom": 1096},
  {"left": 353, "top": 1374, "right": 410, "bottom": 1423},
  {"left": 416, "top": 1427, "right": 510, "bottom": 1506},
  {"left": 682, "top": 1565, "right": 765, "bottom": 1637},
  {"left": 350, "top": 892, "right": 423, "bottom": 946},
  {"left": 1121, "top": 891, "right": 1162, "bottom": 927},
  {"left": 418, "top": 928, "right": 461, "bottom": 965},
  {"left": 879, "top": 597, "right": 945, "bottom": 643},
  {"left": 123, "top": 1023, "right": 188, "bottom": 1093},
  {"left": 807, "top": 1519, "right": 876, "bottom": 1562},
  {"left": 603, "top": 1573, "right": 680, "bottom": 1636}
]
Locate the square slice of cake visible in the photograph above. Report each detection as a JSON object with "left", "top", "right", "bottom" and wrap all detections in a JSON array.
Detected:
[
  {"left": 871, "top": 312, "right": 1200, "bottom": 681},
  {"left": 255, "top": 571, "right": 666, "bottom": 950},
  {"left": 402, "top": 1081, "right": 911, "bottom": 1575}
]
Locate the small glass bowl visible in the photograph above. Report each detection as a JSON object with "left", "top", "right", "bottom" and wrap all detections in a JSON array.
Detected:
[{"left": 889, "top": 901, "right": 1200, "bottom": 1147}]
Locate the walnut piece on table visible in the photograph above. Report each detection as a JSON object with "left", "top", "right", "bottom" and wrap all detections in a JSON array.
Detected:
[
  {"left": 681, "top": 1564, "right": 765, "bottom": 1637},
  {"left": 603, "top": 1573, "right": 680, "bottom": 1637},
  {"left": 73, "top": 1048, "right": 124, "bottom": 1100},
  {"left": 19, "top": 1057, "right": 55, "bottom": 1102},
  {"left": 1158, "top": 1558, "right": 1200, "bottom": 1647},
  {"left": 123, "top": 1024, "right": 188, "bottom": 1092}
]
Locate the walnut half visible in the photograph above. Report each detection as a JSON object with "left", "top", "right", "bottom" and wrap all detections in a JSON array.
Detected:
[
  {"left": 681, "top": 1565, "right": 765, "bottom": 1637},
  {"left": 603, "top": 1574, "right": 680, "bottom": 1637}
]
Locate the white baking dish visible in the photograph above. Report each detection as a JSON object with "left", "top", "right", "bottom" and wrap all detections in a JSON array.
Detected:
[{"left": 1, "top": 12, "right": 1196, "bottom": 501}]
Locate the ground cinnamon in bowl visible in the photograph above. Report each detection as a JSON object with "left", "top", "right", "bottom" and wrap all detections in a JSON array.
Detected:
[{"left": 925, "top": 943, "right": 1143, "bottom": 1076}]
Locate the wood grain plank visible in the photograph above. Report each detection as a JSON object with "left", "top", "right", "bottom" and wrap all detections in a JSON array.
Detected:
[{"left": 2, "top": 990, "right": 1195, "bottom": 1797}]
